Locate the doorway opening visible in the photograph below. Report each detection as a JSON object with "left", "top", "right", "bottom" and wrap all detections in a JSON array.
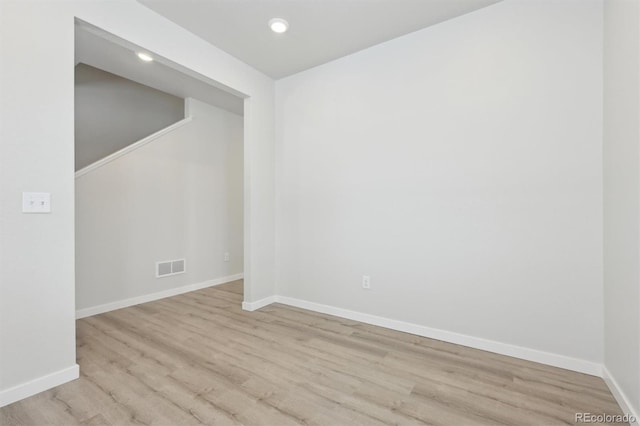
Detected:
[{"left": 74, "top": 21, "right": 247, "bottom": 318}]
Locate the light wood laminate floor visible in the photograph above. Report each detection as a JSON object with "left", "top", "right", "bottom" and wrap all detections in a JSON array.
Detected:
[{"left": 1, "top": 280, "right": 624, "bottom": 426}]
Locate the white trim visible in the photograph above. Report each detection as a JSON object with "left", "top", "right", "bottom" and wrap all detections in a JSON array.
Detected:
[
  {"left": 76, "top": 273, "right": 243, "bottom": 319},
  {"left": 0, "top": 364, "right": 79, "bottom": 408},
  {"left": 272, "top": 296, "right": 603, "bottom": 377},
  {"left": 603, "top": 366, "right": 640, "bottom": 424},
  {"left": 74, "top": 117, "right": 193, "bottom": 179},
  {"left": 242, "top": 295, "right": 277, "bottom": 312},
  {"left": 184, "top": 97, "right": 193, "bottom": 117}
]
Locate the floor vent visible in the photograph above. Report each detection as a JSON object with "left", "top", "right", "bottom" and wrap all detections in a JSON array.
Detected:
[{"left": 156, "top": 259, "right": 186, "bottom": 278}]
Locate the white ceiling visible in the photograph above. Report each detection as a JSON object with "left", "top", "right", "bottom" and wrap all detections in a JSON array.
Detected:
[
  {"left": 138, "top": 0, "right": 502, "bottom": 79},
  {"left": 75, "top": 25, "right": 244, "bottom": 115}
]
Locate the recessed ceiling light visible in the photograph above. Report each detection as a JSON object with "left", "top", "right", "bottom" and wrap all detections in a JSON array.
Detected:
[
  {"left": 137, "top": 52, "right": 153, "bottom": 62},
  {"left": 268, "top": 18, "right": 289, "bottom": 34}
]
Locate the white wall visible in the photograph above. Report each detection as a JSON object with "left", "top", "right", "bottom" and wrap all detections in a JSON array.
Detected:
[
  {"left": 75, "top": 63, "right": 184, "bottom": 170},
  {"left": 0, "top": 0, "right": 274, "bottom": 406},
  {"left": 603, "top": 0, "right": 640, "bottom": 417},
  {"left": 276, "top": 0, "right": 603, "bottom": 366},
  {"left": 76, "top": 99, "right": 243, "bottom": 310}
]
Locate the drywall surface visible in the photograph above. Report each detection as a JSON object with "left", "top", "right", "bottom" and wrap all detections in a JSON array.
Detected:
[
  {"left": 603, "top": 0, "right": 640, "bottom": 416},
  {"left": 75, "top": 63, "right": 184, "bottom": 170},
  {"left": 0, "top": 2, "right": 78, "bottom": 404},
  {"left": 276, "top": 0, "right": 603, "bottom": 364},
  {"left": 0, "top": 0, "right": 274, "bottom": 405},
  {"left": 76, "top": 99, "right": 243, "bottom": 310}
]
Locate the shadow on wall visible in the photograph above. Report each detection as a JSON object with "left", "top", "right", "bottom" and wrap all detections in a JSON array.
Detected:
[{"left": 74, "top": 63, "right": 185, "bottom": 171}]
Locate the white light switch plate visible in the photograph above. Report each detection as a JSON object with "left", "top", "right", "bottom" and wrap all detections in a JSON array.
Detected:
[{"left": 22, "top": 192, "right": 51, "bottom": 213}]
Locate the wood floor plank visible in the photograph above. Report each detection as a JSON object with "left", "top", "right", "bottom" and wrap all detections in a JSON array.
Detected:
[{"left": 0, "top": 280, "right": 625, "bottom": 426}]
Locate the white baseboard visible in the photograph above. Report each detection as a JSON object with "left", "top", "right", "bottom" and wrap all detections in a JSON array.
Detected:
[
  {"left": 0, "top": 364, "right": 79, "bottom": 408},
  {"left": 76, "top": 273, "right": 244, "bottom": 319},
  {"left": 272, "top": 295, "right": 603, "bottom": 377},
  {"left": 242, "top": 295, "right": 277, "bottom": 312},
  {"left": 603, "top": 366, "right": 640, "bottom": 424}
]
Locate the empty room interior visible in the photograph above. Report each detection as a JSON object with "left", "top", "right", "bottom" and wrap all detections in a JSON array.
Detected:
[{"left": 0, "top": 0, "right": 639, "bottom": 425}]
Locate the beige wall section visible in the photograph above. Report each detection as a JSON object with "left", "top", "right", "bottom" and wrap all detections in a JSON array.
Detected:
[
  {"left": 75, "top": 64, "right": 184, "bottom": 171},
  {"left": 275, "top": 0, "right": 604, "bottom": 364},
  {"left": 603, "top": 0, "right": 640, "bottom": 417},
  {"left": 75, "top": 99, "right": 243, "bottom": 310}
]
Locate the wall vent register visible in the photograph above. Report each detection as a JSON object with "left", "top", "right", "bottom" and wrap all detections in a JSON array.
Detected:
[{"left": 156, "top": 259, "right": 186, "bottom": 278}]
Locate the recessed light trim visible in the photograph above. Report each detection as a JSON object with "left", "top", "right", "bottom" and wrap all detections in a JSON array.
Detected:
[
  {"left": 137, "top": 52, "right": 154, "bottom": 62},
  {"left": 268, "top": 18, "right": 289, "bottom": 34}
]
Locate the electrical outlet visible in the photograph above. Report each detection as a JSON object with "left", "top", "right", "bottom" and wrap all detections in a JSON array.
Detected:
[
  {"left": 362, "top": 275, "right": 371, "bottom": 289},
  {"left": 224, "top": 252, "right": 230, "bottom": 262}
]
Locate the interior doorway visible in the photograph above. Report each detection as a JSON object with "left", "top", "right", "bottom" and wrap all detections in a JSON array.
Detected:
[{"left": 74, "top": 21, "right": 247, "bottom": 317}]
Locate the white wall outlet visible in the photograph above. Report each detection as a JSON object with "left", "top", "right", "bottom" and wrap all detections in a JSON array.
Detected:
[
  {"left": 22, "top": 192, "right": 51, "bottom": 213},
  {"left": 362, "top": 275, "right": 371, "bottom": 289},
  {"left": 224, "top": 252, "right": 230, "bottom": 262}
]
